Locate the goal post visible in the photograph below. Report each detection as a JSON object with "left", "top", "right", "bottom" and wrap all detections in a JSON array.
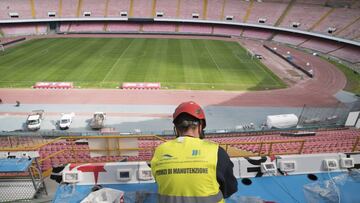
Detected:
[{"left": 246, "top": 49, "right": 255, "bottom": 60}]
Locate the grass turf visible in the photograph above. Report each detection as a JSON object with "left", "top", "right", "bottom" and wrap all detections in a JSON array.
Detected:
[{"left": 0, "top": 38, "right": 286, "bottom": 90}]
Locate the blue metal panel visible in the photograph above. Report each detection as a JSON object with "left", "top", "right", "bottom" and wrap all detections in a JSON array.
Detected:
[{"left": 52, "top": 172, "right": 360, "bottom": 203}]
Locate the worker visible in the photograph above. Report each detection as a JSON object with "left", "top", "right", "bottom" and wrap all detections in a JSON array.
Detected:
[
  {"left": 50, "top": 164, "right": 66, "bottom": 183},
  {"left": 151, "top": 101, "right": 237, "bottom": 202}
]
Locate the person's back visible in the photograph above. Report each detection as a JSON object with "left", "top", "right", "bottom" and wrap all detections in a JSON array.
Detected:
[
  {"left": 151, "top": 101, "right": 237, "bottom": 203},
  {"left": 151, "top": 136, "right": 222, "bottom": 202}
]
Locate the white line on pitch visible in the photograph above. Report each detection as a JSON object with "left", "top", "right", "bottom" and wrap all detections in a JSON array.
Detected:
[
  {"left": 204, "top": 42, "right": 223, "bottom": 73},
  {"left": 102, "top": 39, "right": 135, "bottom": 82}
]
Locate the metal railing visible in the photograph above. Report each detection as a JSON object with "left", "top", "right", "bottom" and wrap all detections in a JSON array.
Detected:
[
  {"left": 0, "top": 135, "right": 166, "bottom": 177},
  {"left": 221, "top": 139, "right": 306, "bottom": 157},
  {"left": 1, "top": 134, "right": 360, "bottom": 177},
  {"left": 352, "top": 136, "right": 360, "bottom": 152}
]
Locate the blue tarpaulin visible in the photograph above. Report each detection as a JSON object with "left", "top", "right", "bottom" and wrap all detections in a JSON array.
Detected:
[{"left": 0, "top": 158, "right": 33, "bottom": 172}]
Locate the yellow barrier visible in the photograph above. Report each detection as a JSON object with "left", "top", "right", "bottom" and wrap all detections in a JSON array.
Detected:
[
  {"left": 38, "top": 149, "right": 67, "bottom": 164},
  {"left": 0, "top": 135, "right": 166, "bottom": 177},
  {"left": 220, "top": 139, "right": 306, "bottom": 157},
  {"left": 56, "top": 135, "right": 166, "bottom": 163},
  {"left": 0, "top": 137, "right": 62, "bottom": 151},
  {"left": 352, "top": 136, "right": 360, "bottom": 152}
]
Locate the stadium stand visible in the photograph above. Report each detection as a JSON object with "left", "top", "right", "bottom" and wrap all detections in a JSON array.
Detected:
[
  {"left": 60, "top": 0, "right": 78, "bottom": 18},
  {"left": 106, "top": 22, "right": 140, "bottom": 32},
  {"left": 205, "top": 0, "right": 223, "bottom": 21},
  {"left": 296, "top": 0, "right": 327, "bottom": 5},
  {"left": 242, "top": 28, "right": 273, "bottom": 40},
  {"left": 33, "top": 0, "right": 59, "bottom": 19},
  {"left": 69, "top": 22, "right": 105, "bottom": 32},
  {"left": 210, "top": 128, "right": 359, "bottom": 155},
  {"left": 142, "top": 23, "right": 176, "bottom": 32},
  {"left": 0, "top": 0, "right": 33, "bottom": 19},
  {"left": 212, "top": 25, "right": 242, "bottom": 36},
  {"left": 272, "top": 0, "right": 294, "bottom": 27},
  {"left": 59, "top": 22, "right": 71, "bottom": 32},
  {"left": 279, "top": 3, "right": 331, "bottom": 31},
  {"left": 0, "top": 1, "right": 359, "bottom": 64},
  {"left": 352, "top": 0, "right": 360, "bottom": 8},
  {"left": 336, "top": 18, "right": 360, "bottom": 40},
  {"left": 299, "top": 38, "right": 344, "bottom": 53},
  {"left": 17, "top": 128, "right": 357, "bottom": 171},
  {"left": 327, "top": 0, "right": 354, "bottom": 7},
  {"left": 246, "top": 1, "right": 288, "bottom": 26},
  {"left": 1, "top": 2, "right": 360, "bottom": 202},
  {"left": 1, "top": 23, "right": 47, "bottom": 36},
  {"left": 107, "top": 0, "right": 131, "bottom": 18},
  {"left": 178, "top": 0, "right": 204, "bottom": 20},
  {"left": 1, "top": 127, "right": 359, "bottom": 182},
  {"left": 155, "top": 0, "right": 178, "bottom": 19},
  {"left": 312, "top": 8, "right": 360, "bottom": 36},
  {"left": 222, "top": 0, "right": 249, "bottom": 23},
  {"left": 329, "top": 46, "right": 360, "bottom": 63},
  {"left": 178, "top": 24, "right": 212, "bottom": 34},
  {"left": 0, "top": 136, "right": 47, "bottom": 148},
  {"left": 36, "top": 139, "right": 160, "bottom": 171},
  {"left": 80, "top": 0, "right": 106, "bottom": 18},
  {"left": 132, "top": 0, "right": 153, "bottom": 18},
  {"left": 272, "top": 33, "right": 308, "bottom": 46},
  {"left": 37, "top": 23, "right": 48, "bottom": 33}
]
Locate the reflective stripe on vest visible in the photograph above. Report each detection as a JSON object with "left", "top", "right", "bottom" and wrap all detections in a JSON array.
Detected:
[
  {"left": 151, "top": 136, "right": 222, "bottom": 202},
  {"left": 159, "top": 190, "right": 223, "bottom": 203}
]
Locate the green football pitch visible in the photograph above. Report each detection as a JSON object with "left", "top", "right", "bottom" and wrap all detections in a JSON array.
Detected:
[{"left": 0, "top": 38, "right": 286, "bottom": 90}]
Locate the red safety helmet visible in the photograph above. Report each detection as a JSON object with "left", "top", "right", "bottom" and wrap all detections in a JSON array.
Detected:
[{"left": 173, "top": 101, "right": 206, "bottom": 128}]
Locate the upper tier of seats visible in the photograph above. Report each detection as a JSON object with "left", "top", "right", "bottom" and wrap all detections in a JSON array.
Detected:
[{"left": 0, "top": 0, "right": 359, "bottom": 42}]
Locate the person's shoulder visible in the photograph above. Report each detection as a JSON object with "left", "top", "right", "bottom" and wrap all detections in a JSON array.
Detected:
[
  {"left": 153, "top": 141, "right": 170, "bottom": 156},
  {"left": 217, "top": 146, "right": 231, "bottom": 159},
  {"left": 156, "top": 140, "right": 171, "bottom": 148},
  {"left": 155, "top": 138, "right": 178, "bottom": 150},
  {"left": 203, "top": 139, "right": 219, "bottom": 147}
]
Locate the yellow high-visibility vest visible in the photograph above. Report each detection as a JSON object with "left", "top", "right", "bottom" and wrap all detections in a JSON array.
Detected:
[{"left": 151, "top": 136, "right": 224, "bottom": 203}]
